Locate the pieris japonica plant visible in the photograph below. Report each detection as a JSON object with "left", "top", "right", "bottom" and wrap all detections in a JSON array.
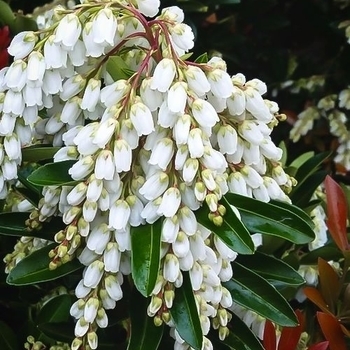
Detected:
[{"left": 0, "top": 0, "right": 317, "bottom": 349}]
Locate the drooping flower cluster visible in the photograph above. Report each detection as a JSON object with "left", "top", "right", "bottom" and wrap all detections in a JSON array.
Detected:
[{"left": 1, "top": 0, "right": 293, "bottom": 349}]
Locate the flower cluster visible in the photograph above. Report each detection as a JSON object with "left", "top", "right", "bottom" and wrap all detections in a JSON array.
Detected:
[{"left": 1, "top": 0, "right": 293, "bottom": 349}]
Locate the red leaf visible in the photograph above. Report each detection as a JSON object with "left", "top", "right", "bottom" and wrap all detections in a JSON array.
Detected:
[
  {"left": 317, "top": 312, "right": 347, "bottom": 350},
  {"left": 263, "top": 320, "right": 276, "bottom": 350},
  {"left": 278, "top": 310, "right": 303, "bottom": 350},
  {"left": 303, "top": 287, "right": 332, "bottom": 314},
  {"left": 318, "top": 258, "right": 340, "bottom": 313},
  {"left": 324, "top": 175, "right": 349, "bottom": 252},
  {"left": 308, "top": 341, "right": 329, "bottom": 350}
]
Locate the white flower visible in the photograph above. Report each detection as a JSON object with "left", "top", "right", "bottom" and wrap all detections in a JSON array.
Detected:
[
  {"left": 140, "top": 77, "right": 163, "bottom": 111},
  {"left": 173, "top": 114, "right": 191, "bottom": 145},
  {"left": 227, "top": 87, "right": 246, "bottom": 116},
  {"left": 109, "top": 200, "right": 130, "bottom": 230},
  {"left": 60, "top": 74, "right": 86, "bottom": 101},
  {"left": 170, "top": 23, "right": 194, "bottom": 51},
  {"left": 185, "top": 65, "right": 211, "bottom": 97},
  {"left": 91, "top": 8, "right": 117, "bottom": 46},
  {"left": 5, "top": 60, "right": 27, "bottom": 91},
  {"left": 167, "top": 81, "right": 188, "bottom": 113},
  {"left": 83, "top": 22, "right": 106, "bottom": 58},
  {"left": 27, "top": 51, "right": 45, "bottom": 82},
  {"left": 238, "top": 120, "right": 264, "bottom": 145},
  {"left": 95, "top": 150, "right": 115, "bottom": 180},
  {"left": 105, "top": 275, "right": 123, "bottom": 301},
  {"left": 81, "top": 78, "right": 101, "bottom": 112},
  {"left": 163, "top": 253, "right": 180, "bottom": 282},
  {"left": 158, "top": 100, "right": 178, "bottom": 128},
  {"left": 245, "top": 87, "right": 272, "bottom": 122},
  {"left": 136, "top": 0, "right": 160, "bottom": 17},
  {"left": 8, "top": 31, "right": 37, "bottom": 60},
  {"left": 42, "top": 70, "right": 63, "bottom": 95},
  {"left": 149, "top": 138, "right": 174, "bottom": 170},
  {"left": 54, "top": 13, "right": 82, "bottom": 49},
  {"left": 69, "top": 156, "right": 94, "bottom": 180},
  {"left": 4, "top": 134, "right": 21, "bottom": 160},
  {"left": 217, "top": 124, "right": 238, "bottom": 155},
  {"left": 44, "top": 35, "right": 67, "bottom": 69},
  {"left": 114, "top": 139, "right": 132, "bottom": 173},
  {"left": 207, "top": 69, "right": 234, "bottom": 98},
  {"left": 103, "top": 242, "right": 121, "bottom": 273},
  {"left": 84, "top": 298, "right": 99, "bottom": 323},
  {"left": 130, "top": 101, "right": 154, "bottom": 136},
  {"left": 188, "top": 128, "right": 205, "bottom": 158},
  {"left": 60, "top": 97, "right": 82, "bottom": 125},
  {"left": 191, "top": 98, "right": 219, "bottom": 128},
  {"left": 139, "top": 171, "right": 169, "bottom": 200},
  {"left": 150, "top": 58, "right": 176, "bottom": 92},
  {"left": 183, "top": 158, "right": 199, "bottom": 184},
  {"left": 161, "top": 216, "right": 179, "bottom": 243},
  {"left": 93, "top": 118, "right": 117, "bottom": 148},
  {"left": 83, "top": 261, "right": 104, "bottom": 288},
  {"left": 157, "top": 187, "right": 181, "bottom": 217}
]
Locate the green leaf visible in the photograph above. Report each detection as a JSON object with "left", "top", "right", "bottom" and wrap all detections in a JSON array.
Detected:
[
  {"left": 22, "top": 145, "right": 61, "bottom": 162},
  {"left": 197, "top": 198, "right": 254, "bottom": 255},
  {"left": 106, "top": 55, "right": 135, "bottom": 81},
  {"left": 300, "top": 245, "right": 342, "bottom": 265},
  {"left": 37, "top": 322, "right": 74, "bottom": 343},
  {"left": 127, "top": 288, "right": 164, "bottom": 350},
  {"left": 236, "top": 252, "right": 304, "bottom": 287},
  {"left": 224, "top": 262, "right": 298, "bottom": 327},
  {"left": 289, "top": 151, "right": 314, "bottom": 169},
  {"left": 36, "top": 294, "right": 72, "bottom": 325},
  {"left": 290, "top": 170, "right": 328, "bottom": 208},
  {"left": 278, "top": 141, "right": 288, "bottom": 167},
  {"left": 180, "top": 52, "right": 194, "bottom": 61},
  {"left": 0, "top": 320, "right": 19, "bottom": 350},
  {"left": 131, "top": 220, "right": 162, "bottom": 297},
  {"left": 219, "top": 313, "right": 264, "bottom": 350},
  {"left": 170, "top": 272, "right": 203, "bottom": 350},
  {"left": 195, "top": 52, "right": 209, "bottom": 63},
  {"left": 0, "top": 212, "right": 65, "bottom": 239},
  {"left": 7, "top": 244, "right": 82, "bottom": 285},
  {"left": 17, "top": 164, "right": 42, "bottom": 205},
  {"left": 0, "top": 1, "right": 15, "bottom": 29},
  {"left": 225, "top": 193, "right": 315, "bottom": 244},
  {"left": 27, "top": 160, "right": 78, "bottom": 186}
]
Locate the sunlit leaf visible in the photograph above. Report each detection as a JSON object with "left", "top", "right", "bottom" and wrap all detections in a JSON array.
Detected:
[
  {"left": 131, "top": 220, "right": 162, "bottom": 297},
  {"left": 170, "top": 272, "right": 202, "bottom": 350}
]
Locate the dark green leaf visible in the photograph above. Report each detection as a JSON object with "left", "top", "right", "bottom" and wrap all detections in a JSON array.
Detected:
[
  {"left": 300, "top": 245, "right": 342, "bottom": 265},
  {"left": 131, "top": 220, "right": 162, "bottom": 297},
  {"left": 290, "top": 171, "right": 328, "bottom": 208},
  {"left": 106, "top": 56, "right": 135, "bottom": 81},
  {"left": 0, "top": 212, "right": 65, "bottom": 239},
  {"left": 225, "top": 193, "right": 315, "bottom": 244},
  {"left": 22, "top": 145, "right": 61, "bottom": 162},
  {"left": 17, "top": 164, "right": 42, "bottom": 205},
  {"left": 293, "top": 151, "right": 331, "bottom": 185},
  {"left": 195, "top": 52, "right": 209, "bottom": 63},
  {"left": 36, "top": 295, "right": 72, "bottom": 325},
  {"left": 127, "top": 288, "right": 164, "bottom": 350},
  {"left": 7, "top": 244, "right": 82, "bottom": 285},
  {"left": 37, "top": 322, "right": 74, "bottom": 343},
  {"left": 224, "top": 262, "right": 298, "bottom": 326},
  {"left": 219, "top": 313, "right": 264, "bottom": 350},
  {"left": 236, "top": 252, "right": 304, "bottom": 287},
  {"left": 0, "top": 320, "right": 19, "bottom": 350},
  {"left": 27, "top": 161, "right": 78, "bottom": 186},
  {"left": 170, "top": 272, "right": 203, "bottom": 350},
  {"left": 197, "top": 198, "right": 254, "bottom": 255}
]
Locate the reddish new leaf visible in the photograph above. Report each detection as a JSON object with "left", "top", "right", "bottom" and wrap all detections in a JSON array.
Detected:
[
  {"left": 277, "top": 310, "right": 303, "bottom": 350},
  {"left": 303, "top": 287, "right": 332, "bottom": 314},
  {"left": 317, "top": 312, "right": 347, "bottom": 350},
  {"left": 263, "top": 320, "right": 276, "bottom": 350},
  {"left": 318, "top": 258, "right": 340, "bottom": 313},
  {"left": 325, "top": 175, "right": 349, "bottom": 252},
  {"left": 308, "top": 341, "right": 329, "bottom": 350}
]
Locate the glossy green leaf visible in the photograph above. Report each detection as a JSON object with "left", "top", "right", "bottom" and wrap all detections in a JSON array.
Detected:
[
  {"left": 0, "top": 212, "right": 65, "bottom": 239},
  {"left": 27, "top": 160, "right": 78, "bottom": 186},
  {"left": 22, "top": 145, "right": 61, "bottom": 162},
  {"left": 300, "top": 245, "right": 342, "bottom": 265},
  {"left": 17, "top": 164, "right": 42, "bottom": 205},
  {"left": 127, "top": 288, "right": 164, "bottom": 350},
  {"left": 7, "top": 244, "right": 82, "bottom": 285},
  {"left": 220, "top": 313, "right": 264, "bottom": 350},
  {"left": 36, "top": 294, "right": 72, "bottom": 325},
  {"left": 289, "top": 151, "right": 314, "bottom": 169},
  {"left": 0, "top": 320, "right": 19, "bottom": 350},
  {"left": 224, "top": 262, "right": 298, "bottom": 326},
  {"left": 131, "top": 220, "right": 162, "bottom": 297},
  {"left": 37, "top": 322, "right": 74, "bottom": 343},
  {"left": 225, "top": 193, "right": 315, "bottom": 244},
  {"left": 293, "top": 151, "right": 331, "bottom": 185},
  {"left": 106, "top": 55, "right": 135, "bottom": 81},
  {"left": 278, "top": 141, "right": 288, "bottom": 167},
  {"left": 197, "top": 198, "right": 254, "bottom": 255},
  {"left": 170, "top": 272, "right": 203, "bottom": 350},
  {"left": 236, "top": 252, "right": 304, "bottom": 287},
  {"left": 195, "top": 52, "right": 209, "bottom": 63},
  {"left": 290, "top": 170, "right": 328, "bottom": 208}
]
